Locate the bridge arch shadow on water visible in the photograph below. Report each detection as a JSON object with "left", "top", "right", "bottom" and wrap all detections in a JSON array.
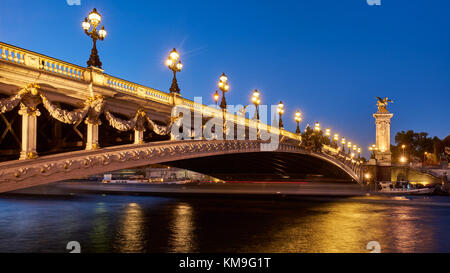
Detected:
[{"left": 0, "top": 140, "right": 360, "bottom": 193}]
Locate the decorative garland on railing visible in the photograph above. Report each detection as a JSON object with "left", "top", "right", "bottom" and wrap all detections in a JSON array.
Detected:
[
  {"left": 0, "top": 84, "right": 38, "bottom": 113},
  {"left": 0, "top": 93, "right": 24, "bottom": 114},
  {"left": 103, "top": 108, "right": 179, "bottom": 135},
  {"left": 0, "top": 83, "right": 178, "bottom": 136},
  {"left": 145, "top": 115, "right": 179, "bottom": 135},
  {"left": 104, "top": 110, "right": 140, "bottom": 131},
  {"left": 40, "top": 95, "right": 90, "bottom": 124}
]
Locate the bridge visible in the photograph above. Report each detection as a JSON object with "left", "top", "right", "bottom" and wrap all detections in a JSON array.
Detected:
[{"left": 0, "top": 41, "right": 363, "bottom": 193}]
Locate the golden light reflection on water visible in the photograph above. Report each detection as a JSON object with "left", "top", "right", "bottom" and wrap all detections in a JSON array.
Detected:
[
  {"left": 114, "top": 202, "right": 146, "bottom": 253},
  {"left": 245, "top": 199, "right": 436, "bottom": 253},
  {"left": 251, "top": 202, "right": 384, "bottom": 253},
  {"left": 169, "top": 203, "right": 195, "bottom": 253},
  {"left": 303, "top": 202, "right": 387, "bottom": 253}
]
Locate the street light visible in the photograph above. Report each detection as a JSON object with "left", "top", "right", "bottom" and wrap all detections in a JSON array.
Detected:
[
  {"left": 341, "top": 137, "right": 346, "bottom": 153},
  {"left": 213, "top": 90, "right": 220, "bottom": 106},
  {"left": 166, "top": 48, "right": 183, "bottom": 94},
  {"left": 400, "top": 156, "right": 407, "bottom": 164},
  {"left": 325, "top": 128, "right": 331, "bottom": 137},
  {"left": 314, "top": 122, "right": 321, "bottom": 132},
  {"left": 82, "top": 8, "right": 107, "bottom": 68},
  {"left": 357, "top": 147, "right": 361, "bottom": 159},
  {"left": 347, "top": 141, "right": 352, "bottom": 155},
  {"left": 294, "top": 111, "right": 302, "bottom": 134},
  {"left": 218, "top": 73, "right": 230, "bottom": 110},
  {"left": 277, "top": 101, "right": 285, "bottom": 129},
  {"left": 369, "top": 144, "right": 378, "bottom": 159},
  {"left": 332, "top": 133, "right": 339, "bottom": 148},
  {"left": 251, "top": 89, "right": 261, "bottom": 120},
  {"left": 333, "top": 134, "right": 339, "bottom": 142}
]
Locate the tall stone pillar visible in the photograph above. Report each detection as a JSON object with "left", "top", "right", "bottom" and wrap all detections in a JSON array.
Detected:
[
  {"left": 373, "top": 98, "right": 394, "bottom": 181},
  {"left": 373, "top": 111, "right": 394, "bottom": 165},
  {"left": 86, "top": 122, "right": 99, "bottom": 150},
  {"left": 19, "top": 104, "right": 40, "bottom": 160}
]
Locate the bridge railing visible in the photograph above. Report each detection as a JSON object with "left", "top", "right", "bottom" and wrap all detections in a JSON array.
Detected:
[
  {"left": 0, "top": 41, "right": 302, "bottom": 143},
  {"left": 0, "top": 42, "right": 86, "bottom": 80},
  {"left": 104, "top": 74, "right": 172, "bottom": 105},
  {"left": 322, "top": 144, "right": 363, "bottom": 175}
]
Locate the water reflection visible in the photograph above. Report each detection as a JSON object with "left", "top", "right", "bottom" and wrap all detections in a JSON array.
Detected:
[
  {"left": 169, "top": 203, "right": 195, "bottom": 253},
  {"left": 243, "top": 201, "right": 388, "bottom": 253},
  {"left": 389, "top": 205, "right": 436, "bottom": 252},
  {"left": 0, "top": 195, "right": 448, "bottom": 253},
  {"left": 113, "top": 202, "right": 146, "bottom": 253},
  {"left": 89, "top": 202, "right": 111, "bottom": 252}
]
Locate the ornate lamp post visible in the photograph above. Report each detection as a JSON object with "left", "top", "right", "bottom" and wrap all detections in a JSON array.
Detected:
[
  {"left": 277, "top": 101, "right": 285, "bottom": 129},
  {"left": 213, "top": 90, "right": 220, "bottom": 106},
  {"left": 166, "top": 48, "right": 183, "bottom": 94},
  {"left": 314, "top": 122, "right": 321, "bottom": 132},
  {"left": 347, "top": 141, "right": 352, "bottom": 155},
  {"left": 369, "top": 144, "right": 378, "bottom": 159},
  {"left": 251, "top": 89, "right": 261, "bottom": 120},
  {"left": 333, "top": 133, "right": 339, "bottom": 148},
  {"left": 325, "top": 128, "right": 331, "bottom": 137},
  {"left": 294, "top": 111, "right": 302, "bottom": 134},
  {"left": 341, "top": 137, "right": 346, "bottom": 153},
  {"left": 357, "top": 147, "right": 361, "bottom": 159},
  {"left": 82, "top": 8, "right": 107, "bottom": 69},
  {"left": 218, "top": 73, "right": 230, "bottom": 110}
]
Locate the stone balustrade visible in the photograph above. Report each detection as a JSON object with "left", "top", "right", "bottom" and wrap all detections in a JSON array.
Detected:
[
  {"left": 1, "top": 42, "right": 85, "bottom": 80},
  {"left": 0, "top": 41, "right": 301, "bottom": 141}
]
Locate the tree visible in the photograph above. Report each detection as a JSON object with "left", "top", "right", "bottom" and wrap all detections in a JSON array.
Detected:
[
  {"left": 301, "top": 125, "right": 314, "bottom": 150},
  {"left": 393, "top": 130, "right": 445, "bottom": 164}
]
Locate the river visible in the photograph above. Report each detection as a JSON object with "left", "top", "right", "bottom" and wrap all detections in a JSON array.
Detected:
[{"left": 0, "top": 192, "right": 449, "bottom": 253}]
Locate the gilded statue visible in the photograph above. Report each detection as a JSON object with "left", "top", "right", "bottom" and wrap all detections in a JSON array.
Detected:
[{"left": 376, "top": 97, "right": 393, "bottom": 112}]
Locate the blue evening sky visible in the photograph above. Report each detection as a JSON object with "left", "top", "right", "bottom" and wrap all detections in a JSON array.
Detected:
[{"left": 1, "top": 0, "right": 449, "bottom": 156}]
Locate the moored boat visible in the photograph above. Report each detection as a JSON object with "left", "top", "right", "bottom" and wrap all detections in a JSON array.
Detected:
[{"left": 376, "top": 181, "right": 435, "bottom": 195}]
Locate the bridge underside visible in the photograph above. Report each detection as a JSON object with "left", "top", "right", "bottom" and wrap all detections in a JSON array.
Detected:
[{"left": 164, "top": 152, "right": 354, "bottom": 182}]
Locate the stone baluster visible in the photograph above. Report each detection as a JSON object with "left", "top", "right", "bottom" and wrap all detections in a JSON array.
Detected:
[
  {"left": 7, "top": 49, "right": 13, "bottom": 61},
  {"left": 0, "top": 47, "right": 6, "bottom": 59}
]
